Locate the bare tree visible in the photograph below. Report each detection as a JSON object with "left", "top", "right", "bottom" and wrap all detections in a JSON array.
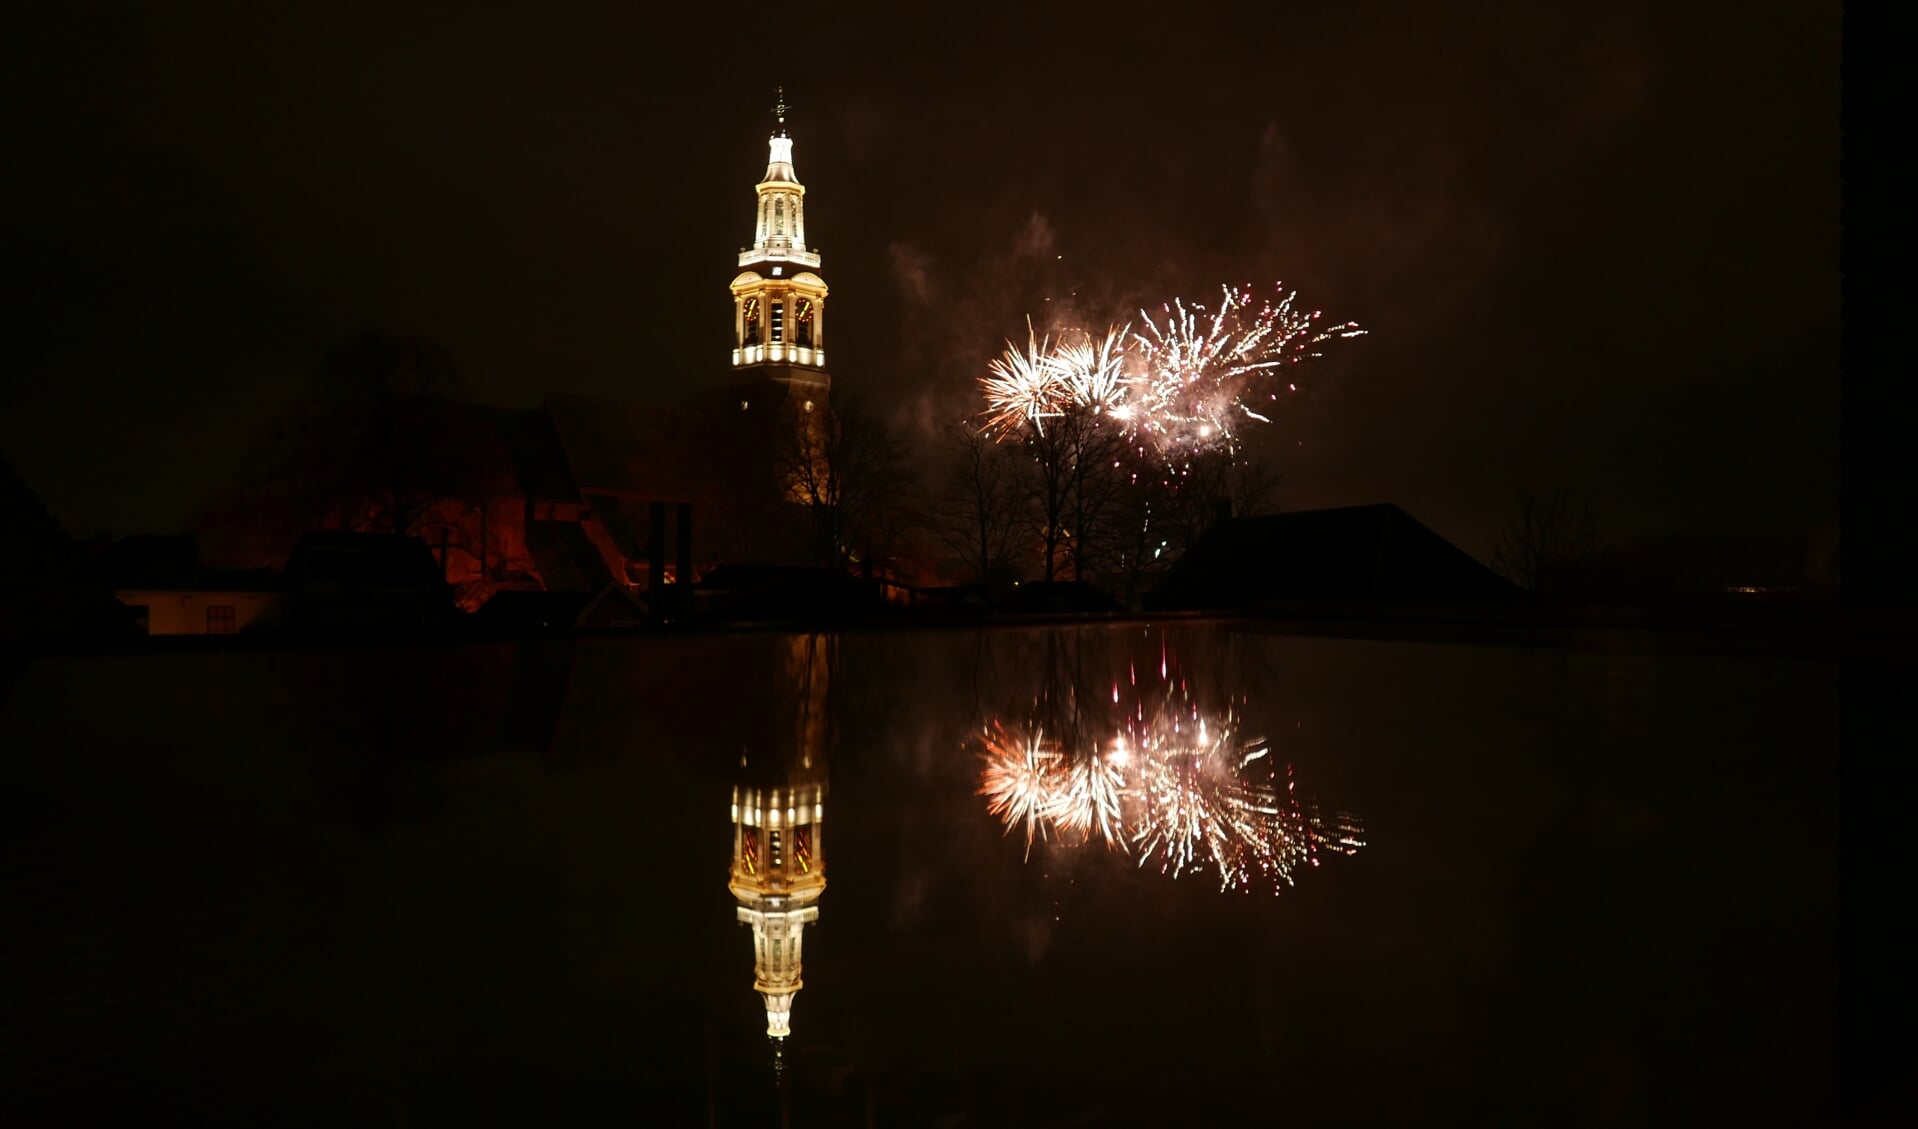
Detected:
[
  {"left": 1152, "top": 448, "right": 1282, "bottom": 560},
  {"left": 1492, "top": 490, "right": 1600, "bottom": 600},
  {"left": 196, "top": 331, "right": 488, "bottom": 566},
  {"left": 1012, "top": 404, "right": 1127, "bottom": 582},
  {"left": 931, "top": 421, "right": 1024, "bottom": 587},
  {"left": 313, "top": 332, "right": 482, "bottom": 537},
  {"left": 776, "top": 392, "right": 915, "bottom": 570},
  {"left": 1091, "top": 448, "right": 1282, "bottom": 602}
]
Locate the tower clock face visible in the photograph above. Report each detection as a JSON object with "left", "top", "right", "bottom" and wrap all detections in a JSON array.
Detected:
[{"left": 794, "top": 299, "right": 814, "bottom": 347}]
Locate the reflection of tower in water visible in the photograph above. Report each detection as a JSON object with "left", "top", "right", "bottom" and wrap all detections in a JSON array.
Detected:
[{"left": 727, "top": 635, "right": 833, "bottom": 1059}]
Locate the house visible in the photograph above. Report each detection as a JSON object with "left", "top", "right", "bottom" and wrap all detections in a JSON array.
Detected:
[
  {"left": 281, "top": 531, "right": 457, "bottom": 632},
  {"left": 87, "top": 534, "right": 284, "bottom": 636},
  {"left": 1148, "top": 504, "right": 1518, "bottom": 610}
]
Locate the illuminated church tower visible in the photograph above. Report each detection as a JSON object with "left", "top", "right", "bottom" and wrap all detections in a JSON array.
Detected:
[
  {"left": 730, "top": 88, "right": 830, "bottom": 399},
  {"left": 727, "top": 635, "right": 833, "bottom": 1058}
]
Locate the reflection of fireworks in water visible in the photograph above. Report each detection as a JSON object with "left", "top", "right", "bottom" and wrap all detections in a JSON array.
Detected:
[
  {"left": 1131, "top": 724, "right": 1267, "bottom": 889},
  {"left": 975, "top": 722, "right": 1131, "bottom": 854},
  {"left": 1053, "top": 742, "right": 1129, "bottom": 850},
  {"left": 974, "top": 671, "right": 1365, "bottom": 893},
  {"left": 976, "top": 284, "right": 1363, "bottom": 461},
  {"left": 976, "top": 721, "right": 1060, "bottom": 860}
]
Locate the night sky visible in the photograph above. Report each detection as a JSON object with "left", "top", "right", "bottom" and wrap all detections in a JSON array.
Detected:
[{"left": 2, "top": 1, "right": 1838, "bottom": 558}]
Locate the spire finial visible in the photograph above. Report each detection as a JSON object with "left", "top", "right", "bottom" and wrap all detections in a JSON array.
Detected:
[{"left": 773, "top": 86, "right": 789, "bottom": 136}]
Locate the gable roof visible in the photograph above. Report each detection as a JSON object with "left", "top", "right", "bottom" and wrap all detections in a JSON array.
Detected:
[
  {"left": 525, "top": 520, "right": 613, "bottom": 592},
  {"left": 1148, "top": 504, "right": 1517, "bottom": 610},
  {"left": 496, "top": 406, "right": 581, "bottom": 503}
]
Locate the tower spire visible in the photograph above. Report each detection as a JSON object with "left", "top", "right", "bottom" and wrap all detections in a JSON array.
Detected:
[{"left": 730, "top": 90, "right": 829, "bottom": 387}]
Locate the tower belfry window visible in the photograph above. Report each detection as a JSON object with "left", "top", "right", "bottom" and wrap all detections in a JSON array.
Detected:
[
  {"left": 770, "top": 301, "right": 784, "bottom": 343},
  {"left": 774, "top": 199, "right": 785, "bottom": 234}
]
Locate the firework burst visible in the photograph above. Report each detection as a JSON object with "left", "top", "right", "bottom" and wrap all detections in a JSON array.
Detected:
[
  {"left": 975, "top": 284, "right": 1362, "bottom": 464},
  {"left": 980, "top": 323, "right": 1068, "bottom": 439},
  {"left": 1126, "top": 284, "right": 1366, "bottom": 459},
  {"left": 1049, "top": 326, "right": 1131, "bottom": 417}
]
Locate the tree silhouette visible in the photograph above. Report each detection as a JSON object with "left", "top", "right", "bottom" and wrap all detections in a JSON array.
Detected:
[
  {"left": 1492, "top": 490, "right": 1600, "bottom": 600},
  {"left": 775, "top": 392, "right": 915, "bottom": 571},
  {"left": 197, "top": 331, "right": 490, "bottom": 567},
  {"left": 930, "top": 421, "right": 1023, "bottom": 588}
]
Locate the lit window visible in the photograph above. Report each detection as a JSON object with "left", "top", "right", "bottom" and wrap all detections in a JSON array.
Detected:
[
  {"left": 772, "top": 266, "right": 783, "bottom": 277},
  {"left": 804, "top": 400, "right": 814, "bottom": 413},
  {"left": 740, "top": 400, "right": 749, "bottom": 411},
  {"left": 206, "top": 605, "right": 236, "bottom": 634}
]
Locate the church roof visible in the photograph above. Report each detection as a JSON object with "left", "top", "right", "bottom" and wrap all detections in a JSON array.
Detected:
[{"left": 1148, "top": 504, "right": 1518, "bottom": 609}]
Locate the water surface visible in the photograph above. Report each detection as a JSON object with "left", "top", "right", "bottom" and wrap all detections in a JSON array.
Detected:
[{"left": 0, "top": 623, "right": 1837, "bottom": 1125}]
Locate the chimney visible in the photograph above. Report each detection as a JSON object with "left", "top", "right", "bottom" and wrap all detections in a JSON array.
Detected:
[
  {"left": 676, "top": 502, "right": 694, "bottom": 587},
  {"left": 648, "top": 501, "right": 666, "bottom": 591}
]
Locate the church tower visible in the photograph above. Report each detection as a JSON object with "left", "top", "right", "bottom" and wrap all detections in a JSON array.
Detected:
[{"left": 730, "top": 88, "right": 830, "bottom": 398}]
